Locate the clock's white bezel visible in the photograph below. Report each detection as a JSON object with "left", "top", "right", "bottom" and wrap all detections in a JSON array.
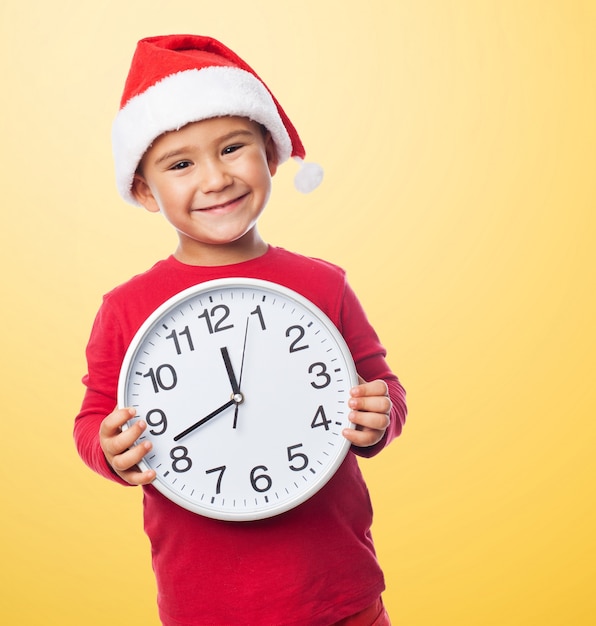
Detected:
[{"left": 118, "top": 277, "right": 358, "bottom": 521}]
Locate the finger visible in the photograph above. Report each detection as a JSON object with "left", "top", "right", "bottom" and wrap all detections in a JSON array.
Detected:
[
  {"left": 115, "top": 464, "right": 156, "bottom": 487},
  {"left": 111, "top": 439, "right": 152, "bottom": 473},
  {"left": 101, "top": 418, "right": 147, "bottom": 458},
  {"left": 343, "top": 425, "right": 385, "bottom": 448},
  {"left": 100, "top": 407, "right": 137, "bottom": 437},
  {"left": 111, "top": 442, "right": 156, "bottom": 486},
  {"left": 348, "top": 409, "right": 391, "bottom": 433},
  {"left": 350, "top": 379, "right": 389, "bottom": 399},
  {"left": 348, "top": 394, "right": 392, "bottom": 416}
]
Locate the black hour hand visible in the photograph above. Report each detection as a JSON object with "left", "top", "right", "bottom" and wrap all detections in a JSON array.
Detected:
[{"left": 221, "top": 346, "right": 241, "bottom": 396}]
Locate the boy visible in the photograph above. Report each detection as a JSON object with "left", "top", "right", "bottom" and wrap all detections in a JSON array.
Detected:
[{"left": 75, "top": 34, "right": 407, "bottom": 626}]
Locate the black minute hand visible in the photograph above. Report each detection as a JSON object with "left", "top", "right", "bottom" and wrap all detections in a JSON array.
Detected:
[
  {"left": 233, "top": 318, "right": 250, "bottom": 429},
  {"left": 173, "top": 398, "right": 236, "bottom": 442}
]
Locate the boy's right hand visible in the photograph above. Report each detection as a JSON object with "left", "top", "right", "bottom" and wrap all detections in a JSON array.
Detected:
[{"left": 99, "top": 408, "right": 157, "bottom": 486}]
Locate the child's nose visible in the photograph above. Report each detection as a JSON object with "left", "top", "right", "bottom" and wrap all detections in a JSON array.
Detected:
[{"left": 198, "top": 160, "right": 232, "bottom": 193}]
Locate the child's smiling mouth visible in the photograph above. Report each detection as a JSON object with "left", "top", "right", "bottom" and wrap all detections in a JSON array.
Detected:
[{"left": 194, "top": 193, "right": 249, "bottom": 213}]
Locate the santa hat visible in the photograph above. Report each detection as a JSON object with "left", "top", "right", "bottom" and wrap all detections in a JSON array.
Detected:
[{"left": 112, "top": 34, "right": 323, "bottom": 205}]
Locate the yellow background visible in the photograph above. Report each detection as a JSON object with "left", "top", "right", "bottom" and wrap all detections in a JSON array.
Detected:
[{"left": 1, "top": 1, "right": 594, "bottom": 624}]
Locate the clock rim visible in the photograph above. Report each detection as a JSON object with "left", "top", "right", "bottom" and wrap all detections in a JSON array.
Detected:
[{"left": 117, "top": 277, "right": 358, "bottom": 521}]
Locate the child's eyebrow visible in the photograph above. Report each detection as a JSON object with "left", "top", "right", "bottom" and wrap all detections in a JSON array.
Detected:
[
  {"left": 219, "top": 129, "right": 255, "bottom": 141},
  {"left": 154, "top": 148, "right": 193, "bottom": 166}
]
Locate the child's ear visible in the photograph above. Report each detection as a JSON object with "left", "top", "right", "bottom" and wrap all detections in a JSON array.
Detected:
[
  {"left": 264, "top": 134, "right": 278, "bottom": 177},
  {"left": 131, "top": 174, "right": 161, "bottom": 213}
]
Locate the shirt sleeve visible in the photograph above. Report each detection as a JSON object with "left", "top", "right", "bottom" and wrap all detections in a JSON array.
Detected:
[
  {"left": 338, "top": 281, "right": 407, "bottom": 458},
  {"left": 73, "top": 297, "right": 131, "bottom": 485}
]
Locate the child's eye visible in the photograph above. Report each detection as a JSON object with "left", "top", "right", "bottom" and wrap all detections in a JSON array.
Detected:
[
  {"left": 222, "top": 144, "right": 243, "bottom": 156},
  {"left": 170, "top": 160, "right": 192, "bottom": 171}
]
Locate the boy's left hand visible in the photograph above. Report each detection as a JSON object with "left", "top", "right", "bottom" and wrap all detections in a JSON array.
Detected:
[{"left": 343, "top": 377, "right": 392, "bottom": 448}]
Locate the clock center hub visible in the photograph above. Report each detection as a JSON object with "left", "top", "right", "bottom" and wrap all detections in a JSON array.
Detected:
[{"left": 232, "top": 392, "right": 244, "bottom": 404}]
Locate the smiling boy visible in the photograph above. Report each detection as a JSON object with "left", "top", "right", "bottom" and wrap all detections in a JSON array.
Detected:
[
  {"left": 75, "top": 35, "right": 407, "bottom": 625},
  {"left": 133, "top": 117, "right": 274, "bottom": 267}
]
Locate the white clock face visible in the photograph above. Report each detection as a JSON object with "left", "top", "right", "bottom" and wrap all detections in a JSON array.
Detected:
[{"left": 118, "top": 278, "right": 357, "bottom": 521}]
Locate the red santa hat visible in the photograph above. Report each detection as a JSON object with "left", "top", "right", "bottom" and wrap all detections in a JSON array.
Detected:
[{"left": 112, "top": 34, "right": 323, "bottom": 205}]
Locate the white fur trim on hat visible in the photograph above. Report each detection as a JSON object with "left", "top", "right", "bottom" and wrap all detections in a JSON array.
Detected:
[{"left": 112, "top": 66, "right": 292, "bottom": 206}]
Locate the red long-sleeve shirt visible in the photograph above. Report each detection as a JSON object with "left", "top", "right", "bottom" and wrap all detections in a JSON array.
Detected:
[{"left": 74, "top": 246, "right": 407, "bottom": 626}]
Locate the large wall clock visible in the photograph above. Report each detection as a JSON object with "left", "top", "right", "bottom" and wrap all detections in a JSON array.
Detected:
[{"left": 118, "top": 278, "right": 358, "bottom": 521}]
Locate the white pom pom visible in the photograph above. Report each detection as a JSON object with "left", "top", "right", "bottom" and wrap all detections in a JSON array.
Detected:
[{"left": 293, "top": 157, "right": 324, "bottom": 193}]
